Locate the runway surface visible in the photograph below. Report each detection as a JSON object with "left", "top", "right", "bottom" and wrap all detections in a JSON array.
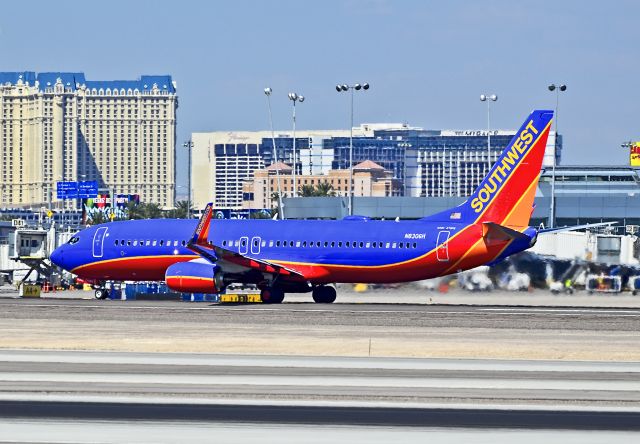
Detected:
[
  {"left": 0, "top": 298, "right": 639, "bottom": 360},
  {"left": 0, "top": 350, "right": 639, "bottom": 442}
]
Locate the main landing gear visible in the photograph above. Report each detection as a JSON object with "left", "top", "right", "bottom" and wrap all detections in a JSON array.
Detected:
[
  {"left": 312, "top": 285, "right": 337, "bottom": 304},
  {"left": 260, "top": 286, "right": 285, "bottom": 304}
]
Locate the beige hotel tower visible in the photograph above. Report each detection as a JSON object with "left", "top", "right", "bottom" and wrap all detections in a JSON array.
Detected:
[{"left": 0, "top": 72, "right": 177, "bottom": 209}]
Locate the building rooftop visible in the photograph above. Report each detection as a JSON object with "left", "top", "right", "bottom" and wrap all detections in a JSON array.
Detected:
[
  {"left": 353, "top": 160, "right": 385, "bottom": 171},
  {"left": 0, "top": 71, "right": 176, "bottom": 93},
  {"left": 265, "top": 161, "right": 293, "bottom": 173}
]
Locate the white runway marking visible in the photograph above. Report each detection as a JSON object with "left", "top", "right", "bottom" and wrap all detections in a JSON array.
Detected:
[{"left": 10, "top": 302, "right": 640, "bottom": 317}]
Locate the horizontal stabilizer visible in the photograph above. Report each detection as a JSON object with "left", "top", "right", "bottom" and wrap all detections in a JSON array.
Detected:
[{"left": 482, "top": 222, "right": 528, "bottom": 246}]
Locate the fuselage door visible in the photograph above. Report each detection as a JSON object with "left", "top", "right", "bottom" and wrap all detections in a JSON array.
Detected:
[
  {"left": 239, "top": 236, "right": 249, "bottom": 255},
  {"left": 92, "top": 227, "right": 108, "bottom": 258},
  {"left": 436, "top": 230, "right": 450, "bottom": 262},
  {"left": 251, "top": 236, "right": 261, "bottom": 255}
]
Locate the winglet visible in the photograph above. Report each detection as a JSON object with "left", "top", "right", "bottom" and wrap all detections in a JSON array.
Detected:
[{"left": 191, "top": 202, "right": 214, "bottom": 246}]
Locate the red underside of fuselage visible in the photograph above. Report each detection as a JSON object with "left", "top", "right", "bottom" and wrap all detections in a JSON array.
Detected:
[{"left": 72, "top": 255, "right": 198, "bottom": 281}]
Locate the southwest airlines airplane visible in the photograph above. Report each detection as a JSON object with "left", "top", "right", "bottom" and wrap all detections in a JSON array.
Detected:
[{"left": 52, "top": 109, "right": 564, "bottom": 303}]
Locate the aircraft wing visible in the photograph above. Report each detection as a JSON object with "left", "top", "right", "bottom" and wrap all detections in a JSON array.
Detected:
[
  {"left": 187, "top": 203, "right": 305, "bottom": 279},
  {"left": 538, "top": 221, "right": 616, "bottom": 234}
]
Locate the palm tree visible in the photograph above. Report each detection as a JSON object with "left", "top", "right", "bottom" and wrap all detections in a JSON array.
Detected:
[
  {"left": 300, "top": 185, "right": 316, "bottom": 197},
  {"left": 88, "top": 211, "right": 107, "bottom": 225},
  {"left": 174, "top": 200, "right": 192, "bottom": 219},
  {"left": 314, "top": 182, "right": 335, "bottom": 197}
]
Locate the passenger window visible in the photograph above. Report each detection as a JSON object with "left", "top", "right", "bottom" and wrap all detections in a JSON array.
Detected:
[
  {"left": 289, "top": 241, "right": 294, "bottom": 247},
  {"left": 302, "top": 241, "right": 307, "bottom": 247},
  {"left": 276, "top": 241, "right": 281, "bottom": 247},
  {"left": 413, "top": 242, "right": 417, "bottom": 248},
  {"left": 296, "top": 241, "right": 301, "bottom": 247},
  {"left": 366, "top": 242, "right": 370, "bottom": 248},
  {"left": 173, "top": 240, "right": 178, "bottom": 247},
  {"left": 316, "top": 241, "right": 321, "bottom": 247},
  {"left": 261, "top": 241, "right": 266, "bottom": 247},
  {"left": 331, "top": 242, "right": 335, "bottom": 247},
  {"left": 386, "top": 242, "right": 390, "bottom": 248},
  {"left": 181, "top": 240, "right": 186, "bottom": 246},
  {"left": 127, "top": 240, "right": 131, "bottom": 246},
  {"left": 160, "top": 240, "right": 164, "bottom": 246},
  {"left": 222, "top": 240, "right": 226, "bottom": 246},
  {"left": 338, "top": 242, "right": 343, "bottom": 247},
  {"left": 359, "top": 242, "right": 364, "bottom": 248},
  {"left": 133, "top": 240, "right": 138, "bottom": 246},
  {"left": 399, "top": 242, "right": 404, "bottom": 248},
  {"left": 352, "top": 242, "right": 357, "bottom": 248},
  {"left": 392, "top": 242, "right": 397, "bottom": 248},
  {"left": 140, "top": 239, "right": 143, "bottom": 245},
  {"left": 146, "top": 240, "right": 151, "bottom": 246},
  {"left": 324, "top": 241, "right": 328, "bottom": 247},
  {"left": 114, "top": 240, "right": 119, "bottom": 246},
  {"left": 152, "top": 240, "right": 157, "bottom": 246},
  {"left": 269, "top": 241, "right": 274, "bottom": 247}
]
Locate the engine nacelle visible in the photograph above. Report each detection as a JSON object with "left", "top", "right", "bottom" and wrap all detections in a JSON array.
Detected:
[{"left": 165, "top": 260, "right": 223, "bottom": 294}]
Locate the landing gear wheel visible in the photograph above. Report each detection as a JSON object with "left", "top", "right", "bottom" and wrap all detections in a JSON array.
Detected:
[
  {"left": 94, "top": 289, "right": 108, "bottom": 300},
  {"left": 260, "top": 287, "right": 285, "bottom": 304},
  {"left": 312, "top": 285, "right": 337, "bottom": 303}
]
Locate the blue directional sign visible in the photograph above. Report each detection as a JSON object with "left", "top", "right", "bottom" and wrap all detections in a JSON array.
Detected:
[
  {"left": 78, "top": 181, "right": 98, "bottom": 198},
  {"left": 56, "top": 181, "right": 78, "bottom": 199}
]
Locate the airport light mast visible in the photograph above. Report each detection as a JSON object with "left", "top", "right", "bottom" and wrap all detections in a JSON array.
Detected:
[
  {"left": 264, "top": 87, "right": 285, "bottom": 220},
  {"left": 548, "top": 83, "right": 567, "bottom": 228},
  {"left": 336, "top": 82, "right": 370, "bottom": 216},
  {"left": 182, "top": 140, "right": 193, "bottom": 219},
  {"left": 288, "top": 92, "right": 305, "bottom": 197},
  {"left": 480, "top": 94, "right": 498, "bottom": 173}
]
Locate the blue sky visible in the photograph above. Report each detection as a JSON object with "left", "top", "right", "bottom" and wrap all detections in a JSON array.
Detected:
[{"left": 1, "top": 0, "right": 638, "bottom": 191}]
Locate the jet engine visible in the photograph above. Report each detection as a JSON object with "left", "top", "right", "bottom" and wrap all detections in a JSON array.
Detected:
[{"left": 165, "top": 259, "right": 224, "bottom": 294}]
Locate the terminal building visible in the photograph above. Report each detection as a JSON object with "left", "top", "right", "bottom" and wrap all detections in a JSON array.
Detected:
[
  {"left": 191, "top": 125, "right": 560, "bottom": 209},
  {"left": 0, "top": 71, "right": 177, "bottom": 209}
]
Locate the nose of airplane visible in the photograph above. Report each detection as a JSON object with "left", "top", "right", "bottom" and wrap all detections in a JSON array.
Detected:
[{"left": 50, "top": 246, "right": 64, "bottom": 268}]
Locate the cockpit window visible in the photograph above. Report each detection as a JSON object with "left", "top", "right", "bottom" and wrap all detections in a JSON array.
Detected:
[{"left": 68, "top": 237, "right": 80, "bottom": 245}]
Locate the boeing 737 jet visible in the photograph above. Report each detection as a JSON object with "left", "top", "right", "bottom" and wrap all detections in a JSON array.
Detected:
[{"left": 52, "top": 109, "right": 567, "bottom": 303}]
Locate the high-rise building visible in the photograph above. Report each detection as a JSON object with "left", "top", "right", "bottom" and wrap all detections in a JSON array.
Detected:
[
  {"left": 191, "top": 128, "right": 376, "bottom": 210},
  {"left": 0, "top": 72, "right": 177, "bottom": 209}
]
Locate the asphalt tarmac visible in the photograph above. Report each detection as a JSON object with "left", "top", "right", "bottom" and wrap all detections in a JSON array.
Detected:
[
  {"left": 0, "top": 297, "right": 639, "bottom": 360},
  {"left": 0, "top": 293, "right": 638, "bottom": 441}
]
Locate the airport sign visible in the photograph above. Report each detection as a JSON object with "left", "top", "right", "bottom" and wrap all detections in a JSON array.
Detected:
[{"left": 56, "top": 181, "right": 78, "bottom": 199}]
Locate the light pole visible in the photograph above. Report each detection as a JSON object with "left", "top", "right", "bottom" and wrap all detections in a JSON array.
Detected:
[
  {"left": 547, "top": 83, "right": 567, "bottom": 228},
  {"left": 182, "top": 140, "right": 193, "bottom": 219},
  {"left": 336, "top": 82, "right": 370, "bottom": 216},
  {"left": 479, "top": 94, "right": 498, "bottom": 172},
  {"left": 264, "top": 87, "right": 284, "bottom": 220},
  {"left": 288, "top": 92, "right": 305, "bottom": 197}
]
